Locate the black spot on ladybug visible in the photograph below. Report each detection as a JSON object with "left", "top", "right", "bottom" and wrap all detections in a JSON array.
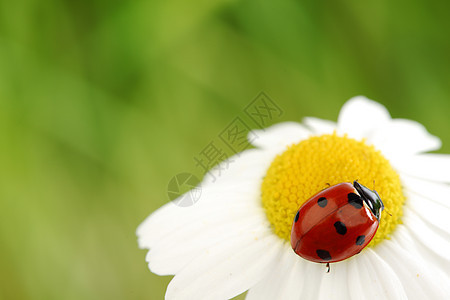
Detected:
[
  {"left": 356, "top": 235, "right": 366, "bottom": 245},
  {"left": 316, "top": 249, "right": 332, "bottom": 261},
  {"left": 334, "top": 221, "right": 347, "bottom": 235},
  {"left": 348, "top": 193, "right": 363, "bottom": 209},
  {"left": 317, "top": 197, "right": 328, "bottom": 208},
  {"left": 294, "top": 211, "right": 299, "bottom": 223}
]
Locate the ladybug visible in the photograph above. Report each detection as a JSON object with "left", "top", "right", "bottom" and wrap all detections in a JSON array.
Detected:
[{"left": 290, "top": 181, "right": 384, "bottom": 270}]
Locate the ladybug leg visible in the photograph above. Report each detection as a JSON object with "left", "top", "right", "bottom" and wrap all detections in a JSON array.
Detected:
[
  {"left": 326, "top": 263, "right": 330, "bottom": 273},
  {"left": 321, "top": 183, "right": 331, "bottom": 191}
]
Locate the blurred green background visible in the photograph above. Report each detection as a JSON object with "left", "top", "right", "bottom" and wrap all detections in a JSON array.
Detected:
[{"left": 0, "top": 0, "right": 449, "bottom": 299}]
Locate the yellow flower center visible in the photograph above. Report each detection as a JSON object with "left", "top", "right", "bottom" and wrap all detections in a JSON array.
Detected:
[{"left": 261, "top": 133, "right": 404, "bottom": 247}]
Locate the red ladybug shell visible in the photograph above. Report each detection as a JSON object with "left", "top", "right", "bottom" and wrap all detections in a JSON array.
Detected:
[{"left": 291, "top": 182, "right": 383, "bottom": 263}]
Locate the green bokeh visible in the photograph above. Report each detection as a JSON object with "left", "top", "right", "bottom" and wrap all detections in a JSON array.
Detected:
[{"left": 0, "top": 0, "right": 449, "bottom": 299}]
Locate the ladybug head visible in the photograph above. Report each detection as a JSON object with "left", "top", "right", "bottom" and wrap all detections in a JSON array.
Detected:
[{"left": 353, "top": 181, "right": 384, "bottom": 220}]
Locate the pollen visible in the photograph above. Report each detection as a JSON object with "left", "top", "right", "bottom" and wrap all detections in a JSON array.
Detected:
[{"left": 261, "top": 133, "right": 404, "bottom": 247}]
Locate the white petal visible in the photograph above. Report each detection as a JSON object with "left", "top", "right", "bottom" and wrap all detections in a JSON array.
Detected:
[
  {"left": 369, "top": 119, "right": 441, "bottom": 157},
  {"left": 396, "top": 153, "right": 450, "bottom": 183},
  {"left": 147, "top": 209, "right": 267, "bottom": 275},
  {"left": 394, "top": 222, "right": 450, "bottom": 275},
  {"left": 303, "top": 117, "right": 336, "bottom": 135},
  {"left": 165, "top": 233, "right": 283, "bottom": 300},
  {"left": 138, "top": 177, "right": 269, "bottom": 275},
  {"left": 248, "top": 122, "right": 311, "bottom": 150},
  {"left": 347, "top": 249, "right": 408, "bottom": 300},
  {"left": 318, "top": 261, "right": 350, "bottom": 300},
  {"left": 405, "top": 190, "right": 450, "bottom": 234},
  {"left": 402, "top": 175, "right": 450, "bottom": 209},
  {"left": 137, "top": 187, "right": 257, "bottom": 252},
  {"left": 202, "top": 148, "right": 276, "bottom": 188},
  {"left": 337, "top": 96, "right": 391, "bottom": 140},
  {"left": 137, "top": 148, "right": 272, "bottom": 250},
  {"left": 248, "top": 256, "right": 324, "bottom": 300},
  {"left": 246, "top": 243, "right": 306, "bottom": 300},
  {"left": 296, "top": 261, "right": 324, "bottom": 299},
  {"left": 375, "top": 239, "right": 450, "bottom": 299},
  {"left": 137, "top": 202, "right": 185, "bottom": 250}
]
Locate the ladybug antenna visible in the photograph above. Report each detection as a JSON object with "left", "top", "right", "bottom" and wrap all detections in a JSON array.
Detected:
[
  {"left": 384, "top": 208, "right": 392, "bottom": 217},
  {"left": 326, "top": 263, "right": 330, "bottom": 273},
  {"left": 373, "top": 179, "right": 376, "bottom": 190}
]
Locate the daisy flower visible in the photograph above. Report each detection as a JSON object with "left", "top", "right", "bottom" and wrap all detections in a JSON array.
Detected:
[{"left": 137, "top": 96, "right": 450, "bottom": 299}]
